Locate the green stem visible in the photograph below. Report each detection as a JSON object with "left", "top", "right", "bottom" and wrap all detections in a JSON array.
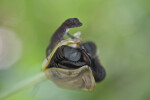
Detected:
[{"left": 0, "top": 72, "right": 46, "bottom": 99}]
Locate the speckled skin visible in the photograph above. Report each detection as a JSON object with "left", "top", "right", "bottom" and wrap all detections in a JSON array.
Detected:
[{"left": 46, "top": 18, "right": 82, "bottom": 57}]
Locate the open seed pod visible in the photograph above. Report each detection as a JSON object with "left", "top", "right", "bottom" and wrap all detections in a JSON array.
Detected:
[{"left": 42, "top": 33, "right": 96, "bottom": 91}]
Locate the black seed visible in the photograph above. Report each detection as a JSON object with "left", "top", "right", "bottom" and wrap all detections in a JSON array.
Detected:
[{"left": 63, "top": 46, "right": 81, "bottom": 61}]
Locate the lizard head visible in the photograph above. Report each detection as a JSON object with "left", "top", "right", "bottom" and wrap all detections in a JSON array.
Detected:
[{"left": 64, "top": 18, "right": 82, "bottom": 28}]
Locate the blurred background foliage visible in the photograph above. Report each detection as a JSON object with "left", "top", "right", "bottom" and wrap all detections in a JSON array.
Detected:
[{"left": 0, "top": 0, "right": 150, "bottom": 100}]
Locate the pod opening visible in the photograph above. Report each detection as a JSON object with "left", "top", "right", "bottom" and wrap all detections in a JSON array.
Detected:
[{"left": 46, "top": 45, "right": 90, "bottom": 69}]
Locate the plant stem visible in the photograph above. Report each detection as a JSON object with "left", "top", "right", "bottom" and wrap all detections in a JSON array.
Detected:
[{"left": 0, "top": 72, "right": 46, "bottom": 99}]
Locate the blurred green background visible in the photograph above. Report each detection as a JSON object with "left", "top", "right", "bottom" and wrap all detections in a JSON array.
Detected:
[{"left": 0, "top": 0, "right": 150, "bottom": 100}]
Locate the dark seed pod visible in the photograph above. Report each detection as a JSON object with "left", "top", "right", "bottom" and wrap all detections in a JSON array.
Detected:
[
  {"left": 43, "top": 32, "right": 105, "bottom": 91},
  {"left": 81, "top": 42, "right": 106, "bottom": 82},
  {"left": 43, "top": 33, "right": 95, "bottom": 91},
  {"left": 91, "top": 58, "right": 106, "bottom": 82}
]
